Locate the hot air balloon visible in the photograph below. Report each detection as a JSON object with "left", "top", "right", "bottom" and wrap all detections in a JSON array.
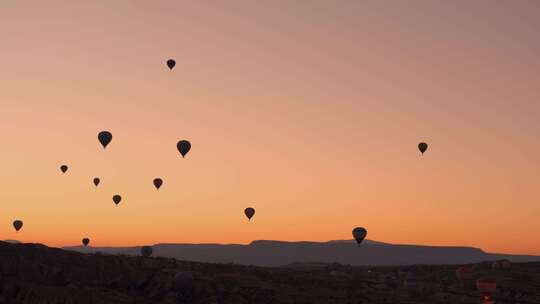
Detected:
[
  {"left": 177, "top": 140, "right": 191, "bottom": 158},
  {"left": 477, "top": 277, "right": 496, "bottom": 303},
  {"left": 13, "top": 220, "right": 23, "bottom": 232},
  {"left": 418, "top": 142, "right": 428, "bottom": 154},
  {"left": 141, "top": 246, "right": 153, "bottom": 257},
  {"left": 492, "top": 259, "right": 511, "bottom": 270},
  {"left": 112, "top": 194, "right": 122, "bottom": 205},
  {"left": 244, "top": 207, "right": 255, "bottom": 220},
  {"left": 166, "top": 59, "right": 176, "bottom": 70},
  {"left": 456, "top": 265, "right": 474, "bottom": 288},
  {"left": 153, "top": 178, "right": 163, "bottom": 190},
  {"left": 482, "top": 296, "right": 495, "bottom": 304},
  {"left": 93, "top": 177, "right": 100, "bottom": 187},
  {"left": 82, "top": 238, "right": 90, "bottom": 247},
  {"left": 98, "top": 131, "right": 112, "bottom": 148},
  {"left": 60, "top": 165, "right": 68, "bottom": 173},
  {"left": 500, "top": 260, "right": 511, "bottom": 269},
  {"left": 352, "top": 227, "right": 367, "bottom": 245}
]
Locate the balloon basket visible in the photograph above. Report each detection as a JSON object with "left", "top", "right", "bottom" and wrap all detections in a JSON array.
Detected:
[{"left": 482, "top": 294, "right": 494, "bottom": 304}]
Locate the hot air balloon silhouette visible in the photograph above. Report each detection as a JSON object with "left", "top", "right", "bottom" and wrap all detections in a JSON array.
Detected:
[
  {"left": 60, "top": 165, "right": 68, "bottom": 173},
  {"left": 98, "top": 131, "right": 112, "bottom": 148},
  {"left": 477, "top": 277, "right": 496, "bottom": 303},
  {"left": 177, "top": 140, "right": 191, "bottom": 158},
  {"left": 153, "top": 178, "right": 163, "bottom": 190},
  {"left": 13, "top": 220, "right": 23, "bottom": 232},
  {"left": 166, "top": 59, "right": 176, "bottom": 70},
  {"left": 491, "top": 259, "right": 512, "bottom": 270},
  {"left": 244, "top": 207, "right": 255, "bottom": 221},
  {"left": 82, "top": 238, "right": 90, "bottom": 247},
  {"left": 93, "top": 177, "right": 100, "bottom": 187},
  {"left": 112, "top": 194, "right": 122, "bottom": 205},
  {"left": 352, "top": 227, "right": 367, "bottom": 245},
  {"left": 456, "top": 265, "right": 474, "bottom": 288},
  {"left": 141, "top": 246, "right": 153, "bottom": 257},
  {"left": 418, "top": 142, "right": 428, "bottom": 154}
]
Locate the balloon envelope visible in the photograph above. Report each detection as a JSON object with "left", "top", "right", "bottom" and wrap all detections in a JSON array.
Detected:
[
  {"left": 112, "top": 195, "right": 122, "bottom": 205},
  {"left": 141, "top": 246, "right": 153, "bottom": 257},
  {"left": 456, "top": 265, "right": 474, "bottom": 283},
  {"left": 177, "top": 140, "right": 191, "bottom": 158},
  {"left": 476, "top": 277, "right": 497, "bottom": 294},
  {"left": 82, "top": 238, "right": 90, "bottom": 247},
  {"left": 418, "top": 142, "right": 428, "bottom": 154},
  {"left": 93, "top": 178, "right": 100, "bottom": 186},
  {"left": 98, "top": 131, "right": 113, "bottom": 148},
  {"left": 13, "top": 220, "right": 23, "bottom": 232},
  {"left": 153, "top": 178, "right": 163, "bottom": 190},
  {"left": 60, "top": 165, "right": 68, "bottom": 173},
  {"left": 166, "top": 59, "right": 176, "bottom": 70},
  {"left": 352, "top": 227, "right": 367, "bottom": 245},
  {"left": 244, "top": 207, "right": 255, "bottom": 220}
]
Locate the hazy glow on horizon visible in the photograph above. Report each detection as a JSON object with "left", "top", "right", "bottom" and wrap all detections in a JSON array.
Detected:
[{"left": 1, "top": 1, "right": 539, "bottom": 255}]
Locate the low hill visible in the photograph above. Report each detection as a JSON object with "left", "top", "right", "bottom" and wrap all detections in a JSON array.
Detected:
[{"left": 65, "top": 239, "right": 540, "bottom": 267}]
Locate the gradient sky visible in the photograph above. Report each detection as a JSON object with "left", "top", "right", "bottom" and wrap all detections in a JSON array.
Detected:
[{"left": 1, "top": 1, "right": 539, "bottom": 254}]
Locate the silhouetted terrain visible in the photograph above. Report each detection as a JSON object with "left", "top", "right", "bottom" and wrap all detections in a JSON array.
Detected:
[
  {"left": 65, "top": 239, "right": 540, "bottom": 267},
  {"left": 2, "top": 241, "right": 540, "bottom": 303}
]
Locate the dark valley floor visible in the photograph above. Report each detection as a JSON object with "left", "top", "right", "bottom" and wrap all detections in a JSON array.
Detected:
[{"left": 1, "top": 241, "right": 539, "bottom": 304}]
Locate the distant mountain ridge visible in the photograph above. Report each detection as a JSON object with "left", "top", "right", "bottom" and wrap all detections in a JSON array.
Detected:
[{"left": 62, "top": 239, "right": 540, "bottom": 267}]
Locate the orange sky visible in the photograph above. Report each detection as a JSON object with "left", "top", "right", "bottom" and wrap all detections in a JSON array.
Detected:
[{"left": 1, "top": 1, "right": 539, "bottom": 255}]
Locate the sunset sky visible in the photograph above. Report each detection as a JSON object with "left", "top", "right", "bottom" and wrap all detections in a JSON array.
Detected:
[{"left": 1, "top": 1, "right": 539, "bottom": 255}]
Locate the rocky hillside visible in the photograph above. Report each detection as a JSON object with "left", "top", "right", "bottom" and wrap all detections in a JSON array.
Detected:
[{"left": 1, "top": 241, "right": 540, "bottom": 303}]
